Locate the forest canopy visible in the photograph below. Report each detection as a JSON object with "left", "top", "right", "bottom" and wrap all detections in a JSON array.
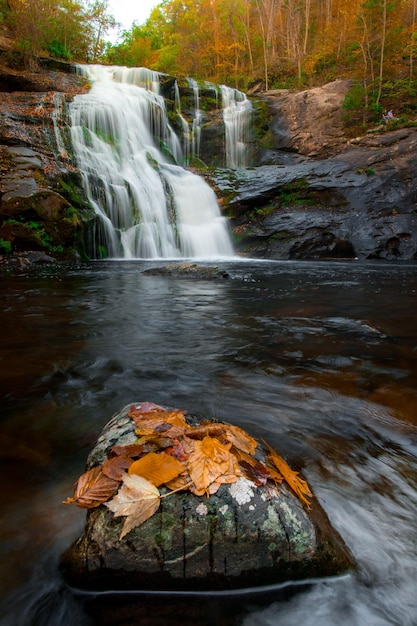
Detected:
[{"left": 2, "top": 0, "right": 417, "bottom": 123}]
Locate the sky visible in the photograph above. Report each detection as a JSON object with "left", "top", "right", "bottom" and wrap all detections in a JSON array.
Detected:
[{"left": 107, "top": 0, "right": 159, "bottom": 34}]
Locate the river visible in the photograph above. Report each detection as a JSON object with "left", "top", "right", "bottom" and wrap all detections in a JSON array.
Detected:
[{"left": 0, "top": 259, "right": 416, "bottom": 625}]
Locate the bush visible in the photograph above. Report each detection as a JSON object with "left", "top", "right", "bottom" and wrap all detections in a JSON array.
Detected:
[{"left": 47, "top": 40, "right": 71, "bottom": 60}]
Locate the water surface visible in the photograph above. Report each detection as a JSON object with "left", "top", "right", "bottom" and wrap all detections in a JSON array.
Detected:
[{"left": 1, "top": 259, "right": 416, "bottom": 625}]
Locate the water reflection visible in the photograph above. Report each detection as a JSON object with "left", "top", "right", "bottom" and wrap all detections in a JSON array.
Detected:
[{"left": 1, "top": 260, "right": 417, "bottom": 625}]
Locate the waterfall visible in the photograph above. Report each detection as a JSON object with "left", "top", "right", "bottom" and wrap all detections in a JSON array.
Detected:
[
  {"left": 68, "top": 65, "right": 234, "bottom": 259},
  {"left": 220, "top": 85, "right": 252, "bottom": 169},
  {"left": 187, "top": 78, "right": 203, "bottom": 160}
]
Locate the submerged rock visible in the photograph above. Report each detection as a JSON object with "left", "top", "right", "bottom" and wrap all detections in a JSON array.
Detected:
[
  {"left": 61, "top": 403, "right": 353, "bottom": 592},
  {"left": 143, "top": 263, "right": 230, "bottom": 280}
]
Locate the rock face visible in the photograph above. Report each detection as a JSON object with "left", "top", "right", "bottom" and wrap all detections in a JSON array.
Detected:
[
  {"left": 264, "top": 80, "right": 352, "bottom": 158},
  {"left": 0, "top": 59, "right": 91, "bottom": 259},
  {"left": 214, "top": 82, "right": 417, "bottom": 260},
  {"left": 61, "top": 404, "right": 353, "bottom": 592}
]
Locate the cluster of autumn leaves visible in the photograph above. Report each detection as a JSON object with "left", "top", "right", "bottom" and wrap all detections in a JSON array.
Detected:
[{"left": 64, "top": 402, "right": 312, "bottom": 540}]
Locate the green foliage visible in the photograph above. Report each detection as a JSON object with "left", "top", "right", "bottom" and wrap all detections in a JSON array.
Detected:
[
  {"left": 47, "top": 40, "right": 71, "bottom": 60},
  {"left": 98, "top": 245, "right": 108, "bottom": 259},
  {"left": 0, "top": 238, "right": 12, "bottom": 253},
  {"left": 3, "top": 218, "right": 60, "bottom": 253}
]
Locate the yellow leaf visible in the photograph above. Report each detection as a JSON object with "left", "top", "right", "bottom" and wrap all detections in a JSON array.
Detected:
[
  {"left": 105, "top": 474, "right": 161, "bottom": 539},
  {"left": 128, "top": 451, "right": 184, "bottom": 486}
]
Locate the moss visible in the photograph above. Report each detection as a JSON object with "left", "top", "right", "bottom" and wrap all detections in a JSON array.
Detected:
[
  {"left": 155, "top": 512, "right": 178, "bottom": 549},
  {"left": 0, "top": 238, "right": 12, "bottom": 253}
]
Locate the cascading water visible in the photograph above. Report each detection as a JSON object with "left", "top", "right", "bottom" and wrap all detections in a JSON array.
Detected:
[
  {"left": 187, "top": 77, "right": 203, "bottom": 159},
  {"left": 68, "top": 65, "right": 234, "bottom": 259},
  {"left": 220, "top": 85, "right": 253, "bottom": 168}
]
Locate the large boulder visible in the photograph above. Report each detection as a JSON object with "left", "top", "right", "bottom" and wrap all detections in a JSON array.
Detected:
[{"left": 61, "top": 403, "right": 353, "bottom": 592}]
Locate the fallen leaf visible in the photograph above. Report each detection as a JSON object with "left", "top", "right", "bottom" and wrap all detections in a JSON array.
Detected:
[
  {"left": 239, "top": 460, "right": 271, "bottom": 486},
  {"left": 111, "top": 443, "right": 147, "bottom": 457},
  {"left": 188, "top": 436, "right": 240, "bottom": 493},
  {"left": 165, "top": 473, "right": 192, "bottom": 492},
  {"left": 263, "top": 440, "right": 312, "bottom": 507},
  {"left": 63, "top": 466, "right": 119, "bottom": 508},
  {"left": 105, "top": 474, "right": 161, "bottom": 539},
  {"left": 127, "top": 402, "right": 165, "bottom": 417},
  {"left": 128, "top": 451, "right": 185, "bottom": 486},
  {"left": 185, "top": 424, "right": 226, "bottom": 439},
  {"left": 134, "top": 418, "right": 188, "bottom": 438},
  {"left": 130, "top": 407, "right": 188, "bottom": 430},
  {"left": 165, "top": 440, "right": 189, "bottom": 461},
  {"left": 214, "top": 473, "right": 239, "bottom": 485},
  {"left": 102, "top": 454, "right": 133, "bottom": 481},
  {"left": 223, "top": 424, "right": 258, "bottom": 455}
]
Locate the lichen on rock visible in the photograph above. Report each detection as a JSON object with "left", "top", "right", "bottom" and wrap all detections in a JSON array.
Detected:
[{"left": 60, "top": 403, "right": 354, "bottom": 592}]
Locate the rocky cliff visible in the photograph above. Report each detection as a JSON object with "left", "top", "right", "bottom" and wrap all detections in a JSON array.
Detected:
[{"left": 218, "top": 80, "right": 417, "bottom": 261}]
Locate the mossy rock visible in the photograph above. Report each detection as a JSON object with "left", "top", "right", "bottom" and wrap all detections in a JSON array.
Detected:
[{"left": 60, "top": 404, "right": 354, "bottom": 592}]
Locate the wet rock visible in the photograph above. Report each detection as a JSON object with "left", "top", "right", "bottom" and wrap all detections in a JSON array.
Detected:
[
  {"left": 0, "top": 249, "right": 57, "bottom": 271},
  {"left": 215, "top": 127, "right": 417, "bottom": 260},
  {"left": 61, "top": 404, "right": 353, "bottom": 592}
]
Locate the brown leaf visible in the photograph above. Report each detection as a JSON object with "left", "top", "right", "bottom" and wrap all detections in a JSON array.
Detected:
[
  {"left": 127, "top": 402, "right": 165, "bottom": 417},
  {"left": 102, "top": 455, "right": 133, "bottom": 481},
  {"left": 239, "top": 460, "right": 267, "bottom": 485},
  {"left": 165, "top": 440, "right": 189, "bottom": 462},
  {"left": 128, "top": 451, "right": 185, "bottom": 487},
  {"left": 263, "top": 440, "right": 312, "bottom": 507},
  {"left": 106, "top": 474, "right": 160, "bottom": 539},
  {"left": 188, "top": 436, "right": 241, "bottom": 493},
  {"left": 111, "top": 443, "right": 147, "bottom": 458},
  {"left": 234, "top": 448, "right": 284, "bottom": 485},
  {"left": 63, "top": 466, "right": 119, "bottom": 509}
]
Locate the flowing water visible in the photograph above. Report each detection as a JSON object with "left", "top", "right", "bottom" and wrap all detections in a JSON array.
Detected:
[
  {"left": 1, "top": 259, "right": 417, "bottom": 625},
  {"left": 69, "top": 66, "right": 234, "bottom": 259},
  {"left": 220, "top": 85, "right": 253, "bottom": 169}
]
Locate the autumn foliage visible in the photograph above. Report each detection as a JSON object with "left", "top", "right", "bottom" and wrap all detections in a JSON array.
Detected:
[{"left": 64, "top": 403, "right": 312, "bottom": 540}]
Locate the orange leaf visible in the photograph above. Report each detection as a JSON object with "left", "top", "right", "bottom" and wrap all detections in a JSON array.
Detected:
[
  {"left": 130, "top": 407, "right": 188, "bottom": 429},
  {"left": 263, "top": 440, "right": 312, "bottom": 507},
  {"left": 185, "top": 424, "right": 226, "bottom": 439},
  {"left": 106, "top": 474, "right": 161, "bottom": 539},
  {"left": 223, "top": 424, "right": 258, "bottom": 455},
  {"left": 165, "top": 473, "right": 192, "bottom": 492},
  {"left": 214, "top": 473, "right": 239, "bottom": 485},
  {"left": 188, "top": 436, "right": 241, "bottom": 493},
  {"left": 128, "top": 451, "right": 184, "bottom": 486},
  {"left": 135, "top": 423, "right": 187, "bottom": 439},
  {"left": 63, "top": 466, "right": 119, "bottom": 509}
]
